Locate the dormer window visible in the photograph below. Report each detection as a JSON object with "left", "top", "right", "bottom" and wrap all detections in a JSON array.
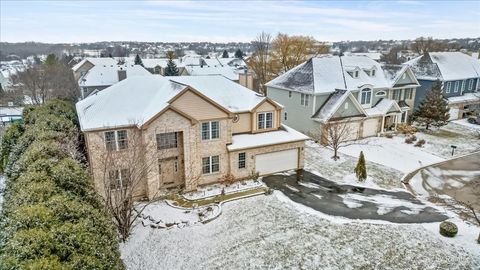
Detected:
[
  {"left": 371, "top": 69, "right": 376, "bottom": 76},
  {"left": 348, "top": 70, "right": 359, "bottom": 78},
  {"left": 354, "top": 71, "right": 359, "bottom": 78}
]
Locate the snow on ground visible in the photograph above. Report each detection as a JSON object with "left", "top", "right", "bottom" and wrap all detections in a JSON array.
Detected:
[
  {"left": 452, "top": 118, "right": 480, "bottom": 131},
  {"left": 182, "top": 179, "right": 264, "bottom": 200},
  {"left": 121, "top": 194, "right": 479, "bottom": 270},
  {"left": 339, "top": 136, "right": 444, "bottom": 173},
  {"left": 340, "top": 193, "right": 428, "bottom": 215},
  {"left": 305, "top": 140, "right": 405, "bottom": 189}
]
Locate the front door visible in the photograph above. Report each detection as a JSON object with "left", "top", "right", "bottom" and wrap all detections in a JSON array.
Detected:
[{"left": 158, "top": 156, "right": 183, "bottom": 188}]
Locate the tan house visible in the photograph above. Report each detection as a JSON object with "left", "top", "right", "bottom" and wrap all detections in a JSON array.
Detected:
[{"left": 76, "top": 75, "right": 308, "bottom": 200}]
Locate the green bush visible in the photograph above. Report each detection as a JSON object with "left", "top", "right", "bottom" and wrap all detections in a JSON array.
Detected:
[
  {"left": 0, "top": 100, "right": 124, "bottom": 270},
  {"left": 439, "top": 221, "right": 458, "bottom": 237}
]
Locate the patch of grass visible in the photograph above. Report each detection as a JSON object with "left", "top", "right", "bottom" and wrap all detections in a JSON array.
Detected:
[{"left": 167, "top": 187, "right": 268, "bottom": 208}]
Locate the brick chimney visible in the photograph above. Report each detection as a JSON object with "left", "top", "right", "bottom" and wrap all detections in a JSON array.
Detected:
[{"left": 118, "top": 69, "right": 127, "bottom": 81}]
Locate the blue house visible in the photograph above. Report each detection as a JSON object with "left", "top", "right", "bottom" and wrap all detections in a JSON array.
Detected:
[{"left": 406, "top": 52, "right": 480, "bottom": 120}]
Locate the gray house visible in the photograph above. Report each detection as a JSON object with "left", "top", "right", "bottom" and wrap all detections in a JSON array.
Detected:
[
  {"left": 265, "top": 55, "right": 420, "bottom": 140},
  {"left": 406, "top": 52, "right": 480, "bottom": 120}
]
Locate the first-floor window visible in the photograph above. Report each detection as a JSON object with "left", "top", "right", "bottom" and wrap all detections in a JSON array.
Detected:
[
  {"left": 156, "top": 132, "right": 178, "bottom": 150},
  {"left": 109, "top": 169, "right": 130, "bottom": 189},
  {"left": 257, "top": 112, "right": 273, "bottom": 129},
  {"left": 468, "top": 79, "right": 474, "bottom": 90},
  {"left": 202, "top": 155, "right": 220, "bottom": 174},
  {"left": 238, "top": 152, "right": 246, "bottom": 169}
]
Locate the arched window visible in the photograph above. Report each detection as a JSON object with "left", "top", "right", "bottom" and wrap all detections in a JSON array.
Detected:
[
  {"left": 375, "top": 91, "right": 386, "bottom": 97},
  {"left": 360, "top": 88, "right": 372, "bottom": 105}
]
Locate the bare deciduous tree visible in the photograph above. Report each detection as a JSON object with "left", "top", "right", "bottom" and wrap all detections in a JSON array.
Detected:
[
  {"left": 315, "top": 120, "right": 357, "bottom": 160},
  {"left": 411, "top": 36, "right": 444, "bottom": 55},
  {"left": 249, "top": 31, "right": 272, "bottom": 94},
  {"left": 95, "top": 130, "right": 159, "bottom": 241}
]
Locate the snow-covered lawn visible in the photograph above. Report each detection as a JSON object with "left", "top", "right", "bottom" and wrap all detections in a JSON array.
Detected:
[
  {"left": 305, "top": 140, "right": 405, "bottom": 189},
  {"left": 452, "top": 118, "right": 480, "bottom": 131},
  {"left": 121, "top": 194, "right": 479, "bottom": 270},
  {"left": 339, "top": 136, "right": 444, "bottom": 173}
]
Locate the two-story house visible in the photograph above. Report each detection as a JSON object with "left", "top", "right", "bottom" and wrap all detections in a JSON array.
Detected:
[
  {"left": 406, "top": 52, "right": 480, "bottom": 120},
  {"left": 265, "top": 55, "right": 420, "bottom": 140},
  {"left": 76, "top": 75, "right": 307, "bottom": 200}
]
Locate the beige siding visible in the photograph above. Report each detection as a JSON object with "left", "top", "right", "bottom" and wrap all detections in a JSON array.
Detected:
[
  {"left": 251, "top": 100, "right": 281, "bottom": 133},
  {"left": 232, "top": 113, "right": 251, "bottom": 134},
  {"left": 74, "top": 61, "right": 94, "bottom": 80},
  {"left": 171, "top": 90, "right": 228, "bottom": 120}
]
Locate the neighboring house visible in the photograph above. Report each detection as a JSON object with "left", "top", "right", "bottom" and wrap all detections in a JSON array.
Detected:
[
  {"left": 265, "top": 55, "right": 420, "bottom": 140},
  {"left": 184, "top": 66, "right": 240, "bottom": 81},
  {"left": 76, "top": 75, "right": 307, "bottom": 200},
  {"left": 77, "top": 63, "right": 151, "bottom": 99},
  {"left": 140, "top": 59, "right": 188, "bottom": 76},
  {"left": 406, "top": 52, "right": 480, "bottom": 120},
  {"left": 0, "top": 106, "right": 23, "bottom": 126},
  {"left": 0, "top": 70, "right": 11, "bottom": 91},
  {"left": 72, "top": 57, "right": 118, "bottom": 80}
]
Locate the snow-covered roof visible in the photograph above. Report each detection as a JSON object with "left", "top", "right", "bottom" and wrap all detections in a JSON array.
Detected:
[
  {"left": 266, "top": 55, "right": 409, "bottom": 94},
  {"left": 346, "top": 52, "right": 382, "bottom": 61},
  {"left": 312, "top": 90, "right": 350, "bottom": 121},
  {"left": 0, "top": 106, "right": 24, "bottom": 117},
  {"left": 76, "top": 75, "right": 268, "bottom": 131},
  {"left": 168, "top": 76, "right": 265, "bottom": 112},
  {"left": 78, "top": 64, "right": 151, "bottom": 87},
  {"left": 185, "top": 66, "right": 239, "bottom": 81},
  {"left": 406, "top": 52, "right": 480, "bottom": 81},
  {"left": 447, "top": 92, "right": 480, "bottom": 105},
  {"left": 227, "top": 124, "right": 309, "bottom": 151},
  {"left": 364, "top": 99, "right": 401, "bottom": 117},
  {"left": 72, "top": 57, "right": 118, "bottom": 71}
]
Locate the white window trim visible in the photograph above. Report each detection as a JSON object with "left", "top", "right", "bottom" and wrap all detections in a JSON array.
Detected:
[
  {"left": 105, "top": 130, "right": 128, "bottom": 151},
  {"left": 446, "top": 82, "right": 451, "bottom": 93},
  {"left": 238, "top": 152, "right": 246, "bottom": 169},
  {"left": 468, "top": 79, "right": 474, "bottom": 90},
  {"left": 454, "top": 81, "right": 459, "bottom": 93},
  {"left": 201, "top": 121, "right": 220, "bottom": 140},
  {"left": 300, "top": 93, "right": 310, "bottom": 106},
  {"left": 461, "top": 80, "right": 466, "bottom": 92},
  {"left": 202, "top": 155, "right": 220, "bottom": 174},
  {"left": 375, "top": 91, "right": 386, "bottom": 97},
  {"left": 359, "top": 88, "right": 372, "bottom": 107},
  {"left": 257, "top": 112, "right": 274, "bottom": 130}
]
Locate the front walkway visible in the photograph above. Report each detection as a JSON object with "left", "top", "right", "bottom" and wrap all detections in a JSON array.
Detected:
[{"left": 263, "top": 170, "right": 447, "bottom": 223}]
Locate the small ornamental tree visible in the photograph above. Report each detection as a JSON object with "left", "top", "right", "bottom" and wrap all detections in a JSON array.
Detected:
[
  {"left": 354, "top": 151, "right": 367, "bottom": 182},
  {"left": 235, "top": 49, "right": 243, "bottom": 59},
  {"left": 164, "top": 51, "right": 179, "bottom": 76},
  {"left": 222, "top": 50, "right": 229, "bottom": 58},
  {"left": 134, "top": 54, "right": 144, "bottom": 67},
  {"left": 412, "top": 80, "right": 449, "bottom": 130}
]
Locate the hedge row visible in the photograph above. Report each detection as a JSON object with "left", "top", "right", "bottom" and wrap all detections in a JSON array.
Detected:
[{"left": 0, "top": 100, "right": 124, "bottom": 269}]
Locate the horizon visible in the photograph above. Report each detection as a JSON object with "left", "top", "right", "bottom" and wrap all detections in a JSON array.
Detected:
[{"left": 1, "top": 0, "right": 479, "bottom": 43}]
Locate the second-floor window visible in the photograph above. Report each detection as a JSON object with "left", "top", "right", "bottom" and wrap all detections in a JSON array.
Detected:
[
  {"left": 201, "top": 121, "right": 219, "bottom": 140},
  {"left": 461, "top": 80, "right": 466, "bottom": 92},
  {"left": 404, "top": 88, "right": 413, "bottom": 100},
  {"left": 300, "top": 93, "right": 310, "bottom": 106},
  {"left": 105, "top": 130, "right": 128, "bottom": 151},
  {"left": 392, "top": 89, "right": 402, "bottom": 101},
  {"left": 454, "top": 81, "right": 459, "bottom": 93},
  {"left": 468, "top": 79, "right": 474, "bottom": 90},
  {"left": 257, "top": 112, "right": 273, "bottom": 129},
  {"left": 360, "top": 88, "right": 372, "bottom": 105},
  {"left": 156, "top": 132, "right": 178, "bottom": 150},
  {"left": 202, "top": 155, "right": 219, "bottom": 174},
  {"left": 446, "top": 82, "right": 452, "bottom": 93}
]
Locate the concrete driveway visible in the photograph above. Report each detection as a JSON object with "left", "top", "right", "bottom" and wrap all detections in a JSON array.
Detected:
[{"left": 263, "top": 170, "right": 447, "bottom": 223}]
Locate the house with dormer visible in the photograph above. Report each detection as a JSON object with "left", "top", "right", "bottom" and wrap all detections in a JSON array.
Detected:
[
  {"left": 406, "top": 52, "right": 480, "bottom": 120},
  {"left": 265, "top": 55, "right": 420, "bottom": 140},
  {"left": 76, "top": 75, "right": 307, "bottom": 200}
]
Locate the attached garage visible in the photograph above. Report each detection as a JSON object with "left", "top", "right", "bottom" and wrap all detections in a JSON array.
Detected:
[
  {"left": 448, "top": 107, "right": 460, "bottom": 121},
  {"left": 255, "top": 148, "right": 299, "bottom": 175},
  {"left": 345, "top": 121, "right": 360, "bottom": 141},
  {"left": 362, "top": 118, "right": 379, "bottom": 138}
]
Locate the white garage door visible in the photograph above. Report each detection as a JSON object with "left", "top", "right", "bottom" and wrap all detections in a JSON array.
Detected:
[
  {"left": 448, "top": 108, "right": 459, "bottom": 121},
  {"left": 362, "top": 118, "right": 379, "bottom": 138},
  {"left": 345, "top": 122, "right": 360, "bottom": 141},
  {"left": 255, "top": 148, "right": 299, "bottom": 175}
]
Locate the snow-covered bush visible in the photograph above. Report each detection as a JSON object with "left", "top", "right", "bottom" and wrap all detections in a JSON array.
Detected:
[
  {"left": 414, "top": 139, "right": 426, "bottom": 147},
  {"left": 405, "top": 137, "right": 414, "bottom": 144},
  {"left": 385, "top": 134, "right": 393, "bottom": 139},
  {"left": 397, "top": 124, "right": 417, "bottom": 135},
  {"left": 0, "top": 100, "right": 124, "bottom": 270},
  {"left": 439, "top": 221, "right": 458, "bottom": 237}
]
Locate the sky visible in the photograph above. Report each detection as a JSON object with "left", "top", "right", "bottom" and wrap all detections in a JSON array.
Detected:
[{"left": 1, "top": 0, "right": 479, "bottom": 43}]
